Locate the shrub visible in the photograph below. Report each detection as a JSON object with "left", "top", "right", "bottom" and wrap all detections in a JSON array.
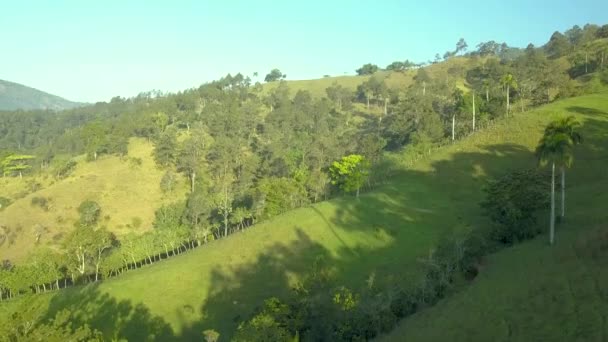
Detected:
[
  {"left": 128, "top": 157, "right": 143, "bottom": 168},
  {"left": 54, "top": 159, "right": 77, "bottom": 179},
  {"left": 78, "top": 200, "right": 102, "bottom": 227},
  {"left": 481, "top": 169, "right": 550, "bottom": 244},
  {"left": 30, "top": 196, "right": 52, "bottom": 211},
  {"left": 160, "top": 171, "right": 177, "bottom": 193}
]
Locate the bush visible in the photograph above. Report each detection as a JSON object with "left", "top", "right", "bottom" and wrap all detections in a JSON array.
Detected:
[
  {"left": 30, "top": 196, "right": 52, "bottom": 211},
  {"left": 128, "top": 157, "right": 143, "bottom": 168},
  {"left": 481, "top": 169, "right": 550, "bottom": 244},
  {"left": 160, "top": 171, "right": 177, "bottom": 193},
  {"left": 78, "top": 200, "right": 102, "bottom": 227},
  {"left": 53, "top": 159, "right": 77, "bottom": 179}
]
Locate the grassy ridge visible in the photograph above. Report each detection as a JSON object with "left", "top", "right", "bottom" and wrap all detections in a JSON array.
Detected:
[{"left": 379, "top": 93, "right": 608, "bottom": 341}]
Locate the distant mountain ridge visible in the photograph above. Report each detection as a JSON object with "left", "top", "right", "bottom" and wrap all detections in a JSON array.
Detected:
[{"left": 0, "top": 79, "right": 85, "bottom": 111}]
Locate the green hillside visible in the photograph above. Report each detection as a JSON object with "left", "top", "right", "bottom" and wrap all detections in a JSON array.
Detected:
[
  {"left": 3, "top": 89, "right": 605, "bottom": 340},
  {"left": 0, "top": 79, "right": 84, "bottom": 111},
  {"left": 379, "top": 93, "right": 608, "bottom": 341},
  {"left": 0, "top": 139, "right": 188, "bottom": 263}
]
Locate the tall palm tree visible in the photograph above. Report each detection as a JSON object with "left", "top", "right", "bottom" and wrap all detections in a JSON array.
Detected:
[
  {"left": 535, "top": 116, "right": 581, "bottom": 245},
  {"left": 542, "top": 116, "right": 582, "bottom": 218},
  {"left": 501, "top": 73, "right": 517, "bottom": 117}
]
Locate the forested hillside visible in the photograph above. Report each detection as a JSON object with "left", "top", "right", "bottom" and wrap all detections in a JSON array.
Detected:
[
  {"left": 1, "top": 23, "right": 608, "bottom": 341},
  {"left": 0, "top": 79, "right": 84, "bottom": 111}
]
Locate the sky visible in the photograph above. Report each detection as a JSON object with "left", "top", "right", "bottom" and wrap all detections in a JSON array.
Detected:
[{"left": 1, "top": 0, "right": 607, "bottom": 103}]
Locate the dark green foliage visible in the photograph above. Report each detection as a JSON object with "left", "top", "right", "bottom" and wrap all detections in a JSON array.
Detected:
[
  {"left": 481, "top": 169, "right": 550, "bottom": 244},
  {"left": 545, "top": 31, "right": 572, "bottom": 59},
  {"left": 153, "top": 128, "right": 177, "bottom": 167},
  {"left": 597, "top": 24, "right": 608, "bottom": 38},
  {"left": 53, "top": 159, "right": 77, "bottom": 179},
  {"left": 264, "top": 68, "right": 285, "bottom": 82},
  {"left": 77, "top": 200, "right": 102, "bottom": 227},
  {"left": 154, "top": 201, "right": 186, "bottom": 230},
  {"left": 233, "top": 298, "right": 295, "bottom": 342},
  {"left": 356, "top": 63, "right": 379, "bottom": 75},
  {"left": 386, "top": 60, "right": 416, "bottom": 71},
  {"left": 160, "top": 170, "right": 178, "bottom": 193},
  {"left": 254, "top": 177, "right": 309, "bottom": 219}
]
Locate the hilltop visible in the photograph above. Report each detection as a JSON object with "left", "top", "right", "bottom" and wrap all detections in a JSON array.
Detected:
[{"left": 0, "top": 79, "right": 84, "bottom": 111}]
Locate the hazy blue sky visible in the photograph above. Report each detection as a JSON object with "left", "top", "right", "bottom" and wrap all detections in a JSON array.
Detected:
[{"left": 1, "top": 0, "right": 607, "bottom": 102}]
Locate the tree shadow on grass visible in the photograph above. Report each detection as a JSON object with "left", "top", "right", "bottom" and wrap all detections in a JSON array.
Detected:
[
  {"left": 188, "top": 142, "right": 538, "bottom": 340},
  {"left": 41, "top": 284, "right": 176, "bottom": 341}
]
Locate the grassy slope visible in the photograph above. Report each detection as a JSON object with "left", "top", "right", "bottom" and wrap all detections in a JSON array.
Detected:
[
  {"left": 379, "top": 93, "right": 608, "bottom": 341},
  {"left": 261, "top": 57, "right": 471, "bottom": 98},
  {"left": 2, "top": 91, "right": 603, "bottom": 341},
  {"left": 0, "top": 138, "right": 187, "bottom": 262}
]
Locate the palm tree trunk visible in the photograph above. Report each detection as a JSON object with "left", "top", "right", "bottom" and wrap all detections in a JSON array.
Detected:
[
  {"left": 451, "top": 115, "right": 455, "bottom": 142},
  {"left": 472, "top": 92, "right": 476, "bottom": 131},
  {"left": 561, "top": 166, "right": 565, "bottom": 218},
  {"left": 550, "top": 162, "right": 556, "bottom": 245},
  {"left": 506, "top": 85, "right": 510, "bottom": 117}
]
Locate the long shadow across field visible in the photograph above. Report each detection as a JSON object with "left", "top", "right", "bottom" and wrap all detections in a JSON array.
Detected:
[
  {"left": 185, "top": 142, "right": 537, "bottom": 339},
  {"left": 29, "top": 110, "right": 608, "bottom": 340}
]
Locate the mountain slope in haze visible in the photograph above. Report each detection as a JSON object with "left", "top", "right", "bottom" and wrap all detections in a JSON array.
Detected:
[{"left": 0, "top": 79, "right": 85, "bottom": 111}]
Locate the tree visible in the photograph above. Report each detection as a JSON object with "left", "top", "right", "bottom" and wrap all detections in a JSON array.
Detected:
[
  {"left": 91, "top": 228, "right": 115, "bottom": 281},
  {"left": 501, "top": 73, "right": 517, "bottom": 117},
  {"left": 455, "top": 38, "right": 468, "bottom": 55},
  {"left": 2, "top": 154, "right": 35, "bottom": 178},
  {"left": 63, "top": 227, "right": 96, "bottom": 277},
  {"left": 414, "top": 68, "right": 431, "bottom": 96},
  {"left": 81, "top": 122, "right": 105, "bottom": 160},
  {"left": 545, "top": 31, "right": 571, "bottom": 59},
  {"left": 330, "top": 155, "right": 370, "bottom": 198},
  {"left": 536, "top": 116, "right": 582, "bottom": 245},
  {"left": 77, "top": 200, "right": 101, "bottom": 227},
  {"left": 265, "top": 69, "right": 285, "bottom": 82},
  {"left": 153, "top": 128, "right": 178, "bottom": 167},
  {"left": 177, "top": 123, "right": 213, "bottom": 192},
  {"left": 356, "top": 63, "right": 379, "bottom": 75},
  {"left": 597, "top": 24, "right": 608, "bottom": 38},
  {"left": 325, "top": 83, "right": 353, "bottom": 110},
  {"left": 539, "top": 116, "right": 582, "bottom": 219}
]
